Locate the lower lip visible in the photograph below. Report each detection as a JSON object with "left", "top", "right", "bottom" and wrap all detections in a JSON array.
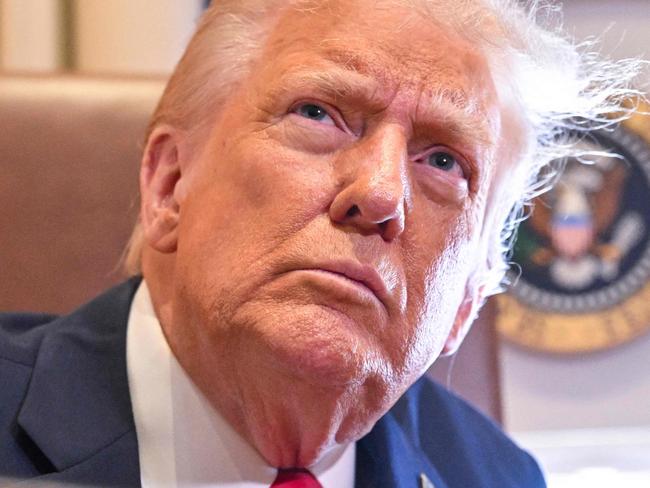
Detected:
[{"left": 295, "top": 269, "right": 380, "bottom": 303}]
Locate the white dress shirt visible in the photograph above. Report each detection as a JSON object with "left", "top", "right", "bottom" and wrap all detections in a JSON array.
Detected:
[{"left": 126, "top": 281, "right": 356, "bottom": 488}]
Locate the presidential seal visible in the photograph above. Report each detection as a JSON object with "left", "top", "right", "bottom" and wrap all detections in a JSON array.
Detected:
[{"left": 497, "top": 109, "right": 650, "bottom": 354}]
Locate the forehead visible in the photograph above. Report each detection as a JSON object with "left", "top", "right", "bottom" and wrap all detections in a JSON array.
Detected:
[
  {"left": 271, "top": 3, "right": 493, "bottom": 96},
  {"left": 258, "top": 0, "right": 500, "bottom": 143}
]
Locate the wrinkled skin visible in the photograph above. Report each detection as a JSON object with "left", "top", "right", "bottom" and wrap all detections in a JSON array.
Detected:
[{"left": 140, "top": 0, "right": 510, "bottom": 469}]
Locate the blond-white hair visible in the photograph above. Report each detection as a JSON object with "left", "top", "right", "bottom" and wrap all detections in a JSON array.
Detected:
[{"left": 124, "top": 0, "right": 645, "bottom": 301}]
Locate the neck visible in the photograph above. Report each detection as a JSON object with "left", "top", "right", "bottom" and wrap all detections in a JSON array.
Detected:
[{"left": 141, "top": 250, "right": 380, "bottom": 468}]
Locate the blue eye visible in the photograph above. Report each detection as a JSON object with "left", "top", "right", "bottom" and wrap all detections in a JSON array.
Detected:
[
  {"left": 295, "top": 103, "right": 335, "bottom": 125},
  {"left": 427, "top": 151, "right": 458, "bottom": 172}
]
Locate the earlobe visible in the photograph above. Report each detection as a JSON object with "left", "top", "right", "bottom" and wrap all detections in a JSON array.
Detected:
[
  {"left": 140, "top": 126, "right": 187, "bottom": 254},
  {"left": 440, "top": 283, "right": 483, "bottom": 357}
]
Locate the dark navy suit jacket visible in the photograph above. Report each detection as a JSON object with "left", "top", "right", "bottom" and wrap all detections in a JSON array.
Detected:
[{"left": 0, "top": 279, "right": 545, "bottom": 487}]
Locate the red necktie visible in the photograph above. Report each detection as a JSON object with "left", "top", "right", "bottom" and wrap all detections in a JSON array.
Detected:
[{"left": 270, "top": 468, "right": 323, "bottom": 487}]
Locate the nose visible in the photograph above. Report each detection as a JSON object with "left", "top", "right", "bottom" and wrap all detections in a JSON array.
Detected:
[{"left": 329, "top": 124, "right": 408, "bottom": 242}]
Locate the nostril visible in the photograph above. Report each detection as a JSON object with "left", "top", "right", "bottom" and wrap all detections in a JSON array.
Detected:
[{"left": 346, "top": 205, "right": 360, "bottom": 218}]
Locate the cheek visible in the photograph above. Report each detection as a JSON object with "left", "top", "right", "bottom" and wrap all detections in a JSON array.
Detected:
[
  {"left": 219, "top": 138, "right": 336, "bottom": 230},
  {"left": 185, "top": 135, "right": 334, "bottom": 237},
  {"left": 396, "top": 215, "right": 475, "bottom": 373},
  {"left": 422, "top": 233, "right": 473, "bottom": 327},
  {"left": 174, "top": 138, "right": 339, "bottom": 308}
]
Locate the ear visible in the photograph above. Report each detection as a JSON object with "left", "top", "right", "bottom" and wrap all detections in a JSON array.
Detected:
[
  {"left": 139, "top": 126, "right": 189, "bottom": 254},
  {"left": 440, "top": 281, "right": 484, "bottom": 357}
]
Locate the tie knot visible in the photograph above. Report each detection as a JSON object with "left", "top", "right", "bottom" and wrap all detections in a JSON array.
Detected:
[{"left": 271, "top": 468, "right": 323, "bottom": 487}]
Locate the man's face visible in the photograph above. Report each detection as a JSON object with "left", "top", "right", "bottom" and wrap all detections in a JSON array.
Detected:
[{"left": 164, "top": 0, "right": 503, "bottom": 450}]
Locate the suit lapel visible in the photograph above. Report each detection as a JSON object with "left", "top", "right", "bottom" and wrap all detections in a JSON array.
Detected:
[
  {"left": 356, "top": 405, "right": 449, "bottom": 488},
  {"left": 16, "top": 278, "right": 141, "bottom": 486}
]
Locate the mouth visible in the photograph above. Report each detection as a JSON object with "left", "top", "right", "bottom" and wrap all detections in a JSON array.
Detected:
[{"left": 299, "top": 261, "right": 390, "bottom": 311}]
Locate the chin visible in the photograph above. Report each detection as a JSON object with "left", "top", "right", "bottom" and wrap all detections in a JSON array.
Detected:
[
  {"left": 269, "top": 305, "right": 373, "bottom": 388},
  {"left": 235, "top": 301, "right": 376, "bottom": 388}
]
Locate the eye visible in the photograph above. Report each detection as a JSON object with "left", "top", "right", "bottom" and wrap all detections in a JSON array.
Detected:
[
  {"left": 428, "top": 151, "right": 456, "bottom": 171},
  {"left": 294, "top": 103, "right": 336, "bottom": 126},
  {"left": 426, "top": 150, "right": 465, "bottom": 177}
]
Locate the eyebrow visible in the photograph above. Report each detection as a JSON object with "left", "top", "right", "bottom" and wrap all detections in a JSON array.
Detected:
[
  {"left": 271, "top": 66, "right": 386, "bottom": 110},
  {"left": 271, "top": 51, "right": 495, "bottom": 150},
  {"left": 415, "top": 89, "right": 495, "bottom": 150}
]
